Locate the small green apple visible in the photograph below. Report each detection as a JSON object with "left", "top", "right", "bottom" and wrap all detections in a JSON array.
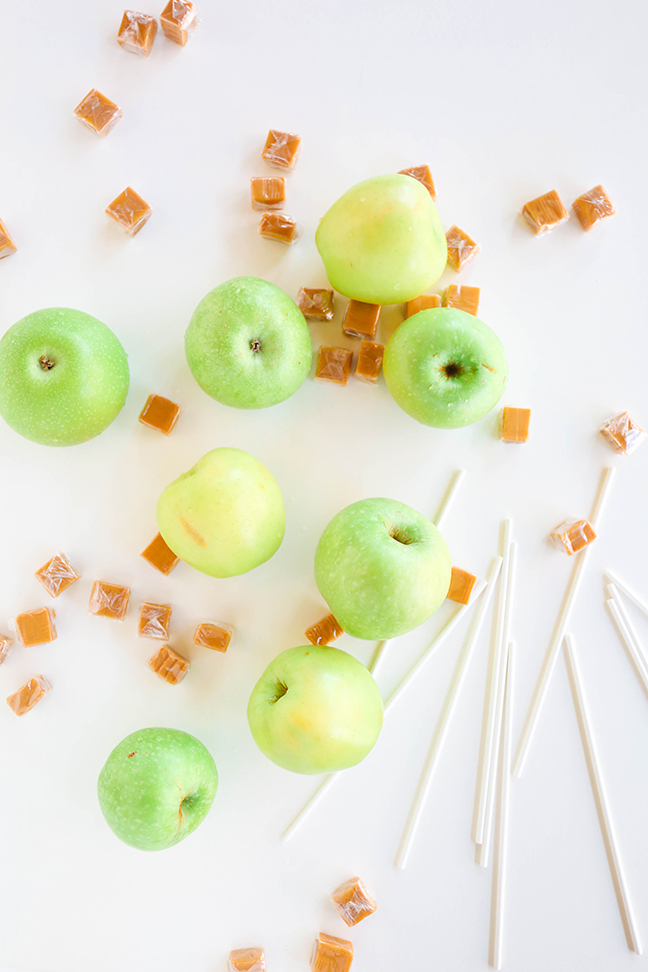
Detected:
[
  {"left": 97, "top": 727, "right": 218, "bottom": 851},
  {"left": 247, "top": 645, "right": 384, "bottom": 774},
  {"left": 0, "top": 307, "right": 129, "bottom": 446},
  {"left": 383, "top": 307, "right": 508, "bottom": 429},
  {"left": 315, "top": 174, "right": 447, "bottom": 304},
  {"left": 314, "top": 497, "right": 451, "bottom": 640},
  {"left": 185, "top": 276, "right": 312, "bottom": 409},
  {"left": 156, "top": 447, "right": 285, "bottom": 578}
]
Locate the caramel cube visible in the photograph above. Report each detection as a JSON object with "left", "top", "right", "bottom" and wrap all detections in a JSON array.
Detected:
[
  {"left": 550, "top": 519, "right": 597, "bottom": 556},
  {"left": 141, "top": 533, "right": 180, "bottom": 575},
  {"left": 355, "top": 341, "right": 384, "bottom": 384},
  {"left": 316, "top": 347, "right": 353, "bottom": 385},
  {"left": 398, "top": 164, "right": 436, "bottom": 199},
  {"left": 34, "top": 552, "right": 80, "bottom": 598},
  {"left": 89, "top": 582, "right": 130, "bottom": 621},
  {"left": 138, "top": 602, "right": 172, "bottom": 639},
  {"left": 305, "top": 613, "right": 343, "bottom": 646},
  {"left": 117, "top": 10, "right": 158, "bottom": 56},
  {"left": 405, "top": 294, "right": 440, "bottom": 317},
  {"left": 148, "top": 644, "right": 190, "bottom": 684},
  {"left": 0, "top": 634, "right": 14, "bottom": 666},
  {"left": 331, "top": 876, "right": 377, "bottom": 927},
  {"left": 446, "top": 225, "right": 480, "bottom": 271},
  {"left": 311, "top": 933, "right": 353, "bottom": 972},
  {"left": 0, "top": 218, "right": 17, "bottom": 259},
  {"left": 160, "top": 0, "right": 196, "bottom": 45},
  {"left": 298, "top": 287, "right": 335, "bottom": 321},
  {"left": 139, "top": 393, "right": 181, "bottom": 435},
  {"left": 258, "top": 212, "right": 301, "bottom": 244},
  {"left": 500, "top": 407, "right": 531, "bottom": 443},
  {"left": 193, "top": 621, "right": 232, "bottom": 652},
  {"left": 521, "top": 190, "right": 569, "bottom": 235},
  {"left": 342, "top": 300, "right": 380, "bottom": 339},
  {"left": 600, "top": 412, "right": 646, "bottom": 456},
  {"left": 447, "top": 567, "right": 477, "bottom": 605},
  {"left": 251, "top": 177, "right": 285, "bottom": 211},
  {"left": 228, "top": 948, "right": 266, "bottom": 972},
  {"left": 73, "top": 89, "right": 122, "bottom": 136},
  {"left": 15, "top": 608, "right": 57, "bottom": 647},
  {"left": 106, "top": 187, "right": 152, "bottom": 236},
  {"left": 444, "top": 284, "right": 480, "bottom": 316},
  {"left": 572, "top": 185, "right": 615, "bottom": 232},
  {"left": 262, "top": 129, "right": 301, "bottom": 170},
  {"left": 6, "top": 676, "right": 52, "bottom": 717}
]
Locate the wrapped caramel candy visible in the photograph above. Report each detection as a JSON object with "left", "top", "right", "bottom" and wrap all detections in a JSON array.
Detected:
[
  {"left": 331, "top": 876, "right": 377, "bottom": 927},
  {"left": 15, "top": 608, "right": 57, "bottom": 647},
  {"left": 74, "top": 89, "right": 122, "bottom": 136},
  {"left": 316, "top": 347, "right": 353, "bottom": 385},
  {"left": 550, "top": 519, "right": 596, "bottom": 556},
  {"left": 311, "top": 933, "right": 353, "bottom": 972},
  {"left": 89, "top": 581, "right": 130, "bottom": 621},
  {"left": 228, "top": 948, "right": 266, "bottom": 972},
  {"left": 160, "top": 0, "right": 196, "bottom": 45},
  {"left": 148, "top": 644, "right": 190, "bottom": 684},
  {"left": 106, "top": 187, "right": 152, "bottom": 236},
  {"left": 355, "top": 341, "right": 384, "bottom": 384},
  {"left": 251, "top": 177, "right": 285, "bottom": 211},
  {"left": 600, "top": 412, "right": 646, "bottom": 455},
  {"left": 405, "top": 294, "right": 440, "bottom": 317},
  {"left": 258, "top": 212, "right": 301, "bottom": 244},
  {"left": 139, "top": 394, "right": 181, "bottom": 435},
  {"left": 138, "top": 603, "right": 172, "bottom": 639},
  {"left": 446, "top": 567, "right": 477, "bottom": 605},
  {"left": 298, "top": 287, "right": 335, "bottom": 321},
  {"left": 521, "top": 190, "right": 568, "bottom": 235},
  {"left": 445, "top": 225, "right": 480, "bottom": 271},
  {"left": 572, "top": 185, "right": 615, "bottom": 231},
  {"left": 6, "top": 676, "right": 52, "bottom": 717},
  {"left": 193, "top": 621, "right": 232, "bottom": 652},
  {"left": 444, "top": 284, "right": 480, "bottom": 316},
  {"left": 342, "top": 300, "right": 380, "bottom": 339},
  {"left": 141, "top": 532, "right": 180, "bottom": 575},
  {"left": 500, "top": 406, "right": 531, "bottom": 443},
  {"left": 0, "top": 633, "right": 14, "bottom": 666},
  {"left": 117, "top": 10, "right": 158, "bottom": 55},
  {"left": 35, "top": 552, "right": 80, "bottom": 598},
  {"left": 398, "top": 164, "right": 436, "bottom": 199},
  {"left": 0, "top": 218, "right": 17, "bottom": 258},
  {"left": 305, "top": 613, "right": 343, "bottom": 646},
  {"left": 262, "top": 129, "right": 301, "bottom": 169}
]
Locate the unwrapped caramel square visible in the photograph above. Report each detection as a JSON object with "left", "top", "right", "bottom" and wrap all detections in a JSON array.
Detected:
[
  {"left": 139, "top": 603, "right": 172, "bottom": 639},
  {"left": 522, "top": 190, "right": 569, "bottom": 235},
  {"left": 73, "top": 89, "right": 122, "bottom": 136},
  {"left": 193, "top": 621, "right": 232, "bottom": 652},
  {"left": 305, "top": 613, "right": 343, "bottom": 646},
  {"left": 35, "top": 552, "right": 80, "bottom": 598},
  {"left": 446, "top": 225, "right": 480, "bottom": 271},
  {"left": 572, "top": 185, "right": 615, "bottom": 231},
  {"left": 0, "top": 218, "right": 17, "bottom": 258},
  {"left": 228, "top": 948, "right": 266, "bottom": 972},
  {"left": 316, "top": 347, "right": 353, "bottom": 385},
  {"left": 343, "top": 300, "right": 380, "bottom": 339},
  {"left": 106, "top": 187, "right": 152, "bottom": 236},
  {"left": 160, "top": 0, "right": 196, "bottom": 45},
  {"left": 251, "top": 177, "right": 285, "bottom": 211},
  {"left": 550, "top": 518, "right": 596, "bottom": 556},
  {"left": 355, "top": 341, "right": 384, "bottom": 384},
  {"left": 89, "top": 582, "right": 130, "bottom": 621},
  {"left": 444, "top": 285, "right": 480, "bottom": 316},
  {"left": 405, "top": 294, "right": 440, "bottom": 317},
  {"left": 500, "top": 407, "right": 531, "bottom": 443},
  {"left": 6, "top": 676, "right": 52, "bottom": 716},
  {"left": 262, "top": 129, "right": 301, "bottom": 169},
  {"left": 398, "top": 164, "right": 436, "bottom": 199},
  {"left": 298, "top": 287, "right": 335, "bottom": 321},
  {"left": 447, "top": 567, "right": 477, "bottom": 605},
  {"left": 141, "top": 533, "right": 180, "bottom": 575},
  {"left": 118, "top": 10, "right": 158, "bottom": 55},
  {"left": 311, "top": 933, "right": 353, "bottom": 972},
  {"left": 148, "top": 644, "right": 190, "bottom": 684},
  {"left": 139, "top": 394, "right": 181, "bottom": 435},
  {"left": 0, "top": 633, "right": 14, "bottom": 666},
  {"left": 258, "top": 212, "right": 301, "bottom": 244},
  {"left": 600, "top": 412, "right": 646, "bottom": 456},
  {"left": 331, "top": 876, "right": 377, "bottom": 927},
  {"left": 15, "top": 608, "right": 57, "bottom": 647}
]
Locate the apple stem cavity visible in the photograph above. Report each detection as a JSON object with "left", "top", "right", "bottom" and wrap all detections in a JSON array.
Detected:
[
  {"left": 271, "top": 679, "right": 288, "bottom": 703},
  {"left": 39, "top": 355, "right": 56, "bottom": 371},
  {"left": 250, "top": 339, "right": 262, "bottom": 353},
  {"left": 389, "top": 526, "right": 414, "bottom": 545},
  {"left": 442, "top": 360, "right": 463, "bottom": 380}
]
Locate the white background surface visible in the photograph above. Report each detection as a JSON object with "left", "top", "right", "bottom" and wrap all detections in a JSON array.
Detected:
[{"left": 1, "top": 0, "right": 648, "bottom": 970}]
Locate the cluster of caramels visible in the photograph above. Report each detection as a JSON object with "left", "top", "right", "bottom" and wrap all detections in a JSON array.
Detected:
[
  {"left": 253, "top": 130, "right": 302, "bottom": 244},
  {"left": 521, "top": 186, "right": 615, "bottom": 234}
]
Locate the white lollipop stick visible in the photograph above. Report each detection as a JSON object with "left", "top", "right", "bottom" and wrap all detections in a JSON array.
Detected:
[
  {"left": 605, "top": 569, "right": 648, "bottom": 620},
  {"left": 563, "top": 634, "right": 643, "bottom": 954},
  {"left": 606, "top": 590, "right": 648, "bottom": 696},
  {"left": 368, "top": 640, "right": 388, "bottom": 675},
  {"left": 512, "top": 466, "right": 615, "bottom": 777},
  {"left": 489, "top": 642, "right": 515, "bottom": 969}
]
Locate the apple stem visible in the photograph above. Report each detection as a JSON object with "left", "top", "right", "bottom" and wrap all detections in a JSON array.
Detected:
[
  {"left": 250, "top": 339, "right": 262, "bottom": 353},
  {"left": 39, "top": 355, "right": 56, "bottom": 371}
]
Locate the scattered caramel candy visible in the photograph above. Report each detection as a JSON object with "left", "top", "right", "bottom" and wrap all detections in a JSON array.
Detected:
[
  {"left": 117, "top": 10, "right": 158, "bottom": 56},
  {"left": 446, "top": 225, "right": 480, "bottom": 271},
  {"left": 305, "top": 613, "right": 343, "bottom": 646},
  {"left": 444, "top": 284, "right": 480, "bottom": 316},
  {"left": 0, "top": 634, "right": 14, "bottom": 666},
  {"left": 258, "top": 212, "right": 301, "bottom": 244},
  {"left": 298, "top": 287, "right": 335, "bottom": 321},
  {"left": 500, "top": 406, "right": 531, "bottom": 443},
  {"left": 141, "top": 532, "right": 180, "bottom": 575},
  {"left": 342, "top": 300, "right": 381, "bottom": 339},
  {"left": 316, "top": 347, "right": 353, "bottom": 385},
  {"left": 160, "top": 0, "right": 196, "bottom": 45},
  {"left": 193, "top": 621, "right": 232, "bottom": 652},
  {"left": 600, "top": 411, "right": 646, "bottom": 455},
  {"left": 139, "top": 393, "right": 181, "bottom": 435},
  {"left": 550, "top": 519, "right": 597, "bottom": 556},
  {"left": 89, "top": 581, "right": 130, "bottom": 621},
  {"left": 311, "top": 933, "right": 353, "bottom": 972},
  {"left": 572, "top": 185, "right": 615, "bottom": 232},
  {"left": 139, "top": 602, "right": 172, "bottom": 639},
  {"left": 355, "top": 341, "right": 384, "bottom": 384},
  {"left": 447, "top": 567, "right": 477, "bottom": 605},
  {"left": 521, "top": 190, "right": 569, "bottom": 235},
  {"left": 331, "top": 877, "right": 377, "bottom": 927},
  {"left": 73, "top": 89, "right": 122, "bottom": 136},
  {"left": 251, "top": 176, "right": 285, "bottom": 211},
  {"left": 6, "top": 676, "right": 52, "bottom": 717},
  {"left": 148, "top": 644, "right": 190, "bottom": 684},
  {"left": 262, "top": 129, "right": 301, "bottom": 170},
  {"left": 405, "top": 294, "right": 440, "bottom": 317},
  {"left": 35, "top": 552, "right": 81, "bottom": 598},
  {"left": 15, "top": 608, "right": 57, "bottom": 647},
  {"left": 0, "top": 217, "right": 17, "bottom": 259},
  {"left": 398, "top": 164, "right": 436, "bottom": 199},
  {"left": 228, "top": 948, "right": 266, "bottom": 972},
  {"left": 106, "top": 186, "right": 152, "bottom": 236}
]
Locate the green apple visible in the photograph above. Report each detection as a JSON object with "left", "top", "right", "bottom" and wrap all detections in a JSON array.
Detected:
[
  {"left": 156, "top": 447, "right": 285, "bottom": 578},
  {"left": 315, "top": 174, "right": 447, "bottom": 304},
  {"left": 314, "top": 497, "right": 451, "bottom": 640},
  {"left": 97, "top": 727, "right": 218, "bottom": 851},
  {"left": 383, "top": 307, "right": 508, "bottom": 429},
  {"left": 185, "top": 276, "right": 312, "bottom": 409},
  {"left": 0, "top": 307, "right": 129, "bottom": 446},
  {"left": 247, "top": 645, "right": 383, "bottom": 774}
]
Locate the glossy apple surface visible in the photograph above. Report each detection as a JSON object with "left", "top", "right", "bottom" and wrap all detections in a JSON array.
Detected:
[
  {"left": 315, "top": 497, "right": 451, "bottom": 640},
  {"left": 0, "top": 307, "right": 129, "bottom": 446},
  {"left": 247, "top": 645, "right": 384, "bottom": 774},
  {"left": 156, "top": 447, "right": 285, "bottom": 578},
  {"left": 315, "top": 174, "right": 447, "bottom": 304},
  {"left": 185, "top": 276, "right": 312, "bottom": 409},
  {"left": 97, "top": 727, "right": 218, "bottom": 851},
  {"left": 383, "top": 307, "right": 508, "bottom": 428}
]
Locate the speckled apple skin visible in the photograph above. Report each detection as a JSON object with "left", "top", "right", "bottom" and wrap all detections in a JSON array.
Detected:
[
  {"left": 97, "top": 727, "right": 218, "bottom": 851},
  {"left": 185, "top": 276, "right": 312, "bottom": 409},
  {"left": 247, "top": 646, "right": 384, "bottom": 774},
  {"left": 314, "top": 498, "right": 451, "bottom": 640},
  {"left": 0, "top": 307, "right": 129, "bottom": 446}
]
